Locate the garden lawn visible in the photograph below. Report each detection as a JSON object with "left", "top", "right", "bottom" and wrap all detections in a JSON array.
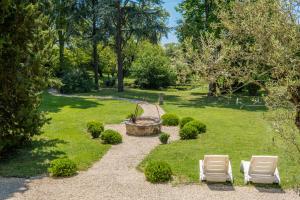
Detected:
[
  {"left": 137, "top": 88, "right": 299, "bottom": 188},
  {"left": 0, "top": 92, "right": 136, "bottom": 177},
  {"left": 85, "top": 87, "right": 299, "bottom": 188}
]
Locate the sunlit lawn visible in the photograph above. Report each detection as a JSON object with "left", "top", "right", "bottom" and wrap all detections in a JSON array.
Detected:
[
  {"left": 81, "top": 87, "right": 298, "bottom": 188},
  {"left": 0, "top": 92, "right": 136, "bottom": 177}
]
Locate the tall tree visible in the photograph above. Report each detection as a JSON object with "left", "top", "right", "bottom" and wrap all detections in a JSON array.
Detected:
[
  {"left": 192, "top": 0, "right": 300, "bottom": 162},
  {"left": 44, "top": 0, "right": 77, "bottom": 76},
  {"left": 78, "top": 0, "right": 112, "bottom": 89},
  {"left": 0, "top": 0, "right": 53, "bottom": 153},
  {"left": 105, "top": 0, "right": 168, "bottom": 92},
  {"left": 177, "top": 0, "right": 232, "bottom": 96},
  {"left": 176, "top": 0, "right": 218, "bottom": 42}
]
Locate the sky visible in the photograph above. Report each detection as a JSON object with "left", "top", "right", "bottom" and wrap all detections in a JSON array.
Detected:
[{"left": 161, "top": 0, "right": 182, "bottom": 45}]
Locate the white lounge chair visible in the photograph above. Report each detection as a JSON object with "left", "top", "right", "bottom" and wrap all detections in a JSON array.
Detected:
[
  {"left": 199, "top": 155, "right": 233, "bottom": 183},
  {"left": 240, "top": 156, "right": 280, "bottom": 184}
]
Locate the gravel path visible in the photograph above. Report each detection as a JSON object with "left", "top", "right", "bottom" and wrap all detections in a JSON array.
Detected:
[{"left": 0, "top": 102, "right": 299, "bottom": 200}]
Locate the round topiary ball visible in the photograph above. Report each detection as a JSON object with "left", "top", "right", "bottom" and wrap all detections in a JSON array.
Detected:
[
  {"left": 161, "top": 113, "right": 180, "bottom": 126},
  {"left": 87, "top": 121, "right": 104, "bottom": 138},
  {"left": 180, "top": 117, "right": 194, "bottom": 128},
  {"left": 145, "top": 161, "right": 172, "bottom": 183},
  {"left": 48, "top": 158, "right": 77, "bottom": 177},
  {"left": 101, "top": 129, "right": 122, "bottom": 144},
  {"left": 179, "top": 124, "right": 198, "bottom": 140},
  {"left": 159, "top": 133, "right": 170, "bottom": 144},
  {"left": 185, "top": 120, "right": 206, "bottom": 134}
]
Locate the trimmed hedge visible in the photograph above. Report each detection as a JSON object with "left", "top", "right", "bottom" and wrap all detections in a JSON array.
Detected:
[
  {"left": 179, "top": 124, "right": 198, "bottom": 140},
  {"left": 185, "top": 120, "right": 206, "bottom": 134},
  {"left": 159, "top": 133, "right": 170, "bottom": 144},
  {"left": 161, "top": 114, "right": 180, "bottom": 126},
  {"left": 145, "top": 161, "right": 172, "bottom": 183},
  {"left": 87, "top": 121, "right": 104, "bottom": 138},
  {"left": 101, "top": 129, "right": 122, "bottom": 144},
  {"left": 180, "top": 117, "right": 194, "bottom": 128},
  {"left": 48, "top": 158, "right": 77, "bottom": 177}
]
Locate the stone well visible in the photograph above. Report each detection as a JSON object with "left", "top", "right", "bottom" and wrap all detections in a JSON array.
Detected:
[{"left": 125, "top": 117, "right": 162, "bottom": 136}]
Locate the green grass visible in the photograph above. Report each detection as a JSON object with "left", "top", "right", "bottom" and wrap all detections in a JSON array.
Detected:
[
  {"left": 0, "top": 92, "right": 137, "bottom": 177},
  {"left": 81, "top": 87, "right": 298, "bottom": 188}
]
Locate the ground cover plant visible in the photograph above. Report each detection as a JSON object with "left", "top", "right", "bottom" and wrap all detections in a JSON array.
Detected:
[
  {"left": 145, "top": 161, "right": 172, "bottom": 183},
  {"left": 101, "top": 130, "right": 122, "bottom": 144},
  {"left": 159, "top": 133, "right": 170, "bottom": 144},
  {"left": 179, "top": 125, "right": 198, "bottom": 140},
  {"left": 48, "top": 158, "right": 77, "bottom": 177},
  {"left": 161, "top": 114, "right": 180, "bottom": 126},
  {"left": 87, "top": 121, "right": 104, "bottom": 138},
  {"left": 180, "top": 117, "right": 194, "bottom": 128},
  {"left": 184, "top": 120, "right": 206, "bottom": 134}
]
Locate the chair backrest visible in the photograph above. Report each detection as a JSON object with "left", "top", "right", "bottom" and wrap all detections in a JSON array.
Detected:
[
  {"left": 249, "top": 156, "right": 278, "bottom": 176},
  {"left": 204, "top": 155, "right": 229, "bottom": 175}
]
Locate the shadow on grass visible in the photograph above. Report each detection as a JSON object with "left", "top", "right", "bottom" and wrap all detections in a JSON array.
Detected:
[
  {"left": 79, "top": 88, "right": 181, "bottom": 103},
  {"left": 173, "top": 95, "right": 267, "bottom": 112},
  {"left": 40, "top": 92, "right": 103, "bottom": 113},
  {"left": 0, "top": 138, "right": 67, "bottom": 178},
  {"left": 206, "top": 182, "right": 235, "bottom": 191}
]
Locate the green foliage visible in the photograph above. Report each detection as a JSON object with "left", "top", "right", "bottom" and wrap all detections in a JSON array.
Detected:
[
  {"left": 87, "top": 121, "right": 104, "bottom": 138},
  {"left": 132, "top": 41, "right": 176, "bottom": 89},
  {"left": 179, "top": 124, "right": 198, "bottom": 140},
  {"left": 185, "top": 120, "right": 206, "bottom": 134},
  {"left": 60, "top": 69, "right": 95, "bottom": 94},
  {"left": 176, "top": 0, "right": 221, "bottom": 42},
  {"left": 165, "top": 43, "right": 192, "bottom": 85},
  {"left": 0, "top": 1, "right": 53, "bottom": 153},
  {"left": 48, "top": 158, "right": 77, "bottom": 177},
  {"left": 98, "top": 44, "right": 116, "bottom": 76},
  {"left": 180, "top": 117, "right": 194, "bottom": 128},
  {"left": 159, "top": 133, "right": 170, "bottom": 144},
  {"left": 101, "top": 129, "right": 122, "bottom": 144},
  {"left": 145, "top": 161, "right": 172, "bottom": 183},
  {"left": 161, "top": 114, "right": 180, "bottom": 126}
]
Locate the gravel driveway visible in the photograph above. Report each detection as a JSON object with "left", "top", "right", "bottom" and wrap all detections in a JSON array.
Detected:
[{"left": 0, "top": 103, "right": 299, "bottom": 200}]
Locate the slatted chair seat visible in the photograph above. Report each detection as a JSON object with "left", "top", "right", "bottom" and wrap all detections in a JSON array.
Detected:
[
  {"left": 240, "top": 156, "right": 280, "bottom": 184},
  {"left": 199, "top": 155, "right": 233, "bottom": 183}
]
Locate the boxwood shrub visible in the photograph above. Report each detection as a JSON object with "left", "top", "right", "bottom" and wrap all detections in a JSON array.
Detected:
[
  {"left": 159, "top": 133, "right": 170, "bottom": 144},
  {"left": 179, "top": 124, "right": 198, "bottom": 140},
  {"left": 48, "top": 158, "right": 77, "bottom": 177},
  {"left": 180, "top": 117, "right": 194, "bottom": 128},
  {"left": 145, "top": 161, "right": 172, "bottom": 183},
  {"left": 87, "top": 121, "right": 104, "bottom": 138},
  {"left": 161, "top": 113, "right": 179, "bottom": 126},
  {"left": 101, "top": 129, "right": 122, "bottom": 144},
  {"left": 185, "top": 120, "right": 206, "bottom": 134}
]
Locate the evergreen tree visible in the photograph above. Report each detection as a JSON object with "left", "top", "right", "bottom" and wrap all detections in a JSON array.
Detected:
[{"left": 0, "top": 0, "right": 53, "bottom": 153}]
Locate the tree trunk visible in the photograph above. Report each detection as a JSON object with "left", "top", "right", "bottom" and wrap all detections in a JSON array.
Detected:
[
  {"left": 92, "top": 0, "right": 99, "bottom": 90},
  {"left": 288, "top": 85, "right": 300, "bottom": 130},
  {"left": 208, "top": 81, "right": 217, "bottom": 96},
  {"left": 116, "top": 1, "right": 124, "bottom": 92},
  {"left": 58, "top": 30, "right": 64, "bottom": 75}
]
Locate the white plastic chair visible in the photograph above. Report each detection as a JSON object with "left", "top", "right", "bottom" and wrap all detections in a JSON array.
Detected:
[
  {"left": 240, "top": 156, "right": 280, "bottom": 184},
  {"left": 199, "top": 155, "right": 233, "bottom": 183}
]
